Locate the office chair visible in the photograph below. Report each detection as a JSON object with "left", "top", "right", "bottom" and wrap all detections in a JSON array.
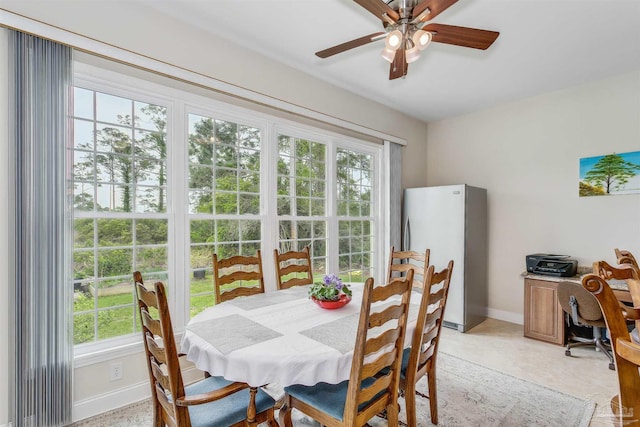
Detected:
[{"left": 557, "top": 281, "right": 614, "bottom": 370}]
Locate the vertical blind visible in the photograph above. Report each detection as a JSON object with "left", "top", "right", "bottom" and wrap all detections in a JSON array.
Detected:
[
  {"left": 10, "top": 30, "right": 73, "bottom": 426},
  {"left": 384, "top": 140, "right": 403, "bottom": 255}
]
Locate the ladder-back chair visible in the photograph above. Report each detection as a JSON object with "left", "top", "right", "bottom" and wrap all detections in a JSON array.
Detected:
[
  {"left": 273, "top": 246, "right": 314, "bottom": 290},
  {"left": 615, "top": 248, "right": 639, "bottom": 270},
  {"left": 401, "top": 261, "right": 454, "bottom": 426},
  {"left": 582, "top": 273, "right": 640, "bottom": 427},
  {"left": 133, "top": 272, "right": 277, "bottom": 427},
  {"left": 213, "top": 251, "right": 265, "bottom": 303},
  {"left": 594, "top": 260, "right": 640, "bottom": 343},
  {"left": 387, "top": 246, "right": 430, "bottom": 290},
  {"left": 279, "top": 272, "right": 414, "bottom": 427}
]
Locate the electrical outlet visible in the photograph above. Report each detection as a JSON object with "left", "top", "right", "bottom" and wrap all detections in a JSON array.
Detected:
[{"left": 109, "top": 362, "right": 123, "bottom": 381}]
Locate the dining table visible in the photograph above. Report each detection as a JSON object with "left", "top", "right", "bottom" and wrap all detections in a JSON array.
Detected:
[
  {"left": 181, "top": 282, "right": 423, "bottom": 388},
  {"left": 180, "top": 281, "right": 423, "bottom": 425}
]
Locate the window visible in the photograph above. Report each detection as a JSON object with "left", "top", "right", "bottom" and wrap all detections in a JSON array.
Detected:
[
  {"left": 337, "top": 149, "right": 375, "bottom": 282},
  {"left": 71, "top": 86, "right": 169, "bottom": 345},
  {"left": 276, "top": 134, "right": 327, "bottom": 278},
  {"left": 187, "top": 113, "right": 262, "bottom": 316},
  {"left": 70, "top": 65, "right": 383, "bottom": 351}
]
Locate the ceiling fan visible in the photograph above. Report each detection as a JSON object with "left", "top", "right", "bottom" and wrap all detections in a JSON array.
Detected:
[{"left": 315, "top": 0, "right": 500, "bottom": 80}]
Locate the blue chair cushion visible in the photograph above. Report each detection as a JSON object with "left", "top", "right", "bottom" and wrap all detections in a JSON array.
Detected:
[
  {"left": 185, "top": 376, "right": 275, "bottom": 427},
  {"left": 284, "top": 377, "right": 382, "bottom": 422},
  {"left": 399, "top": 347, "right": 411, "bottom": 379},
  {"left": 378, "top": 347, "right": 411, "bottom": 379}
]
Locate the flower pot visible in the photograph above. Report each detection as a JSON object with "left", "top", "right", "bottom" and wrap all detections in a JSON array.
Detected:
[{"left": 311, "top": 294, "right": 351, "bottom": 309}]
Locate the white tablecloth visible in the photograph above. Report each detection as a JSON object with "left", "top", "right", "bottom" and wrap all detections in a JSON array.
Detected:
[{"left": 181, "top": 283, "right": 421, "bottom": 387}]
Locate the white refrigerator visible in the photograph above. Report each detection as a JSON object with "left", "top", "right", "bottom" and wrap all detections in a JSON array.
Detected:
[{"left": 403, "top": 185, "right": 487, "bottom": 332}]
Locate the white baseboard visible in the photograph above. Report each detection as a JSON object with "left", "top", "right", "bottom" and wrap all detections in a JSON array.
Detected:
[
  {"left": 73, "top": 366, "right": 201, "bottom": 423},
  {"left": 487, "top": 308, "right": 524, "bottom": 325},
  {"left": 73, "top": 381, "right": 150, "bottom": 423}
]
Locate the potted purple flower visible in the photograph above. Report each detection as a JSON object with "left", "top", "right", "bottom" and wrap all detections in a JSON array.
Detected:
[{"left": 308, "top": 273, "right": 352, "bottom": 309}]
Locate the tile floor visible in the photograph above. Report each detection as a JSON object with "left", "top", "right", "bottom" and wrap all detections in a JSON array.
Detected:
[
  {"left": 75, "top": 317, "right": 620, "bottom": 426},
  {"left": 439, "top": 318, "right": 618, "bottom": 427}
]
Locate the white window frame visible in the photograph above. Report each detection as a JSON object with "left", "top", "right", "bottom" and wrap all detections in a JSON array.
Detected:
[
  {"left": 72, "top": 62, "right": 386, "bottom": 363},
  {"left": 272, "top": 124, "right": 333, "bottom": 277},
  {"left": 182, "top": 103, "right": 270, "bottom": 312},
  {"left": 333, "top": 138, "right": 384, "bottom": 279},
  {"left": 72, "top": 67, "right": 178, "bottom": 358}
]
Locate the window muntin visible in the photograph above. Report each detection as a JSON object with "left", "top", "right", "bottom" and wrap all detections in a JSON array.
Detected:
[
  {"left": 277, "top": 134, "right": 327, "bottom": 278},
  {"left": 188, "top": 114, "right": 261, "bottom": 215},
  {"left": 276, "top": 135, "right": 326, "bottom": 217},
  {"left": 72, "top": 87, "right": 169, "bottom": 346},
  {"left": 188, "top": 113, "right": 262, "bottom": 316}
]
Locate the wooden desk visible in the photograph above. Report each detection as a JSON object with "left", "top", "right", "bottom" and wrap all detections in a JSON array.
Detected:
[
  {"left": 524, "top": 277, "right": 567, "bottom": 345},
  {"left": 523, "top": 274, "right": 630, "bottom": 345}
]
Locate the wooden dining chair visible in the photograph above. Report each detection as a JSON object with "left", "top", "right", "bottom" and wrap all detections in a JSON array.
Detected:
[
  {"left": 594, "top": 260, "right": 640, "bottom": 344},
  {"left": 132, "top": 271, "right": 277, "bottom": 427},
  {"left": 401, "top": 261, "right": 454, "bottom": 426},
  {"left": 278, "top": 271, "right": 414, "bottom": 427},
  {"left": 273, "top": 246, "right": 313, "bottom": 290},
  {"left": 387, "top": 246, "right": 430, "bottom": 290},
  {"left": 615, "top": 248, "right": 639, "bottom": 270},
  {"left": 582, "top": 273, "right": 640, "bottom": 427},
  {"left": 594, "top": 260, "right": 640, "bottom": 300},
  {"left": 213, "top": 251, "right": 265, "bottom": 303}
]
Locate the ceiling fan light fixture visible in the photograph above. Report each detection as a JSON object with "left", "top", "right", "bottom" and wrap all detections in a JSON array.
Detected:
[
  {"left": 413, "top": 30, "right": 432, "bottom": 50},
  {"left": 315, "top": 0, "right": 500, "bottom": 81},
  {"left": 405, "top": 46, "right": 421, "bottom": 63},
  {"left": 381, "top": 47, "right": 396, "bottom": 63},
  {"left": 385, "top": 29, "right": 403, "bottom": 51}
]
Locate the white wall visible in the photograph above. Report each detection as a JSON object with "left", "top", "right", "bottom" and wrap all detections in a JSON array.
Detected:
[
  {"left": 3, "top": 0, "right": 638, "bottom": 422},
  {"left": 0, "top": 1, "right": 429, "bottom": 189},
  {"left": 0, "top": 1, "right": 429, "bottom": 422},
  {"left": 426, "top": 71, "right": 640, "bottom": 323},
  {"left": 0, "top": 27, "right": 10, "bottom": 427}
]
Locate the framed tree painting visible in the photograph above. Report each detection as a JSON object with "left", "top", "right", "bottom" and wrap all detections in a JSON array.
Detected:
[{"left": 579, "top": 151, "right": 640, "bottom": 196}]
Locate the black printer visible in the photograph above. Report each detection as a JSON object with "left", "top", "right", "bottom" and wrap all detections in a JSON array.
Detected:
[{"left": 526, "top": 254, "right": 578, "bottom": 277}]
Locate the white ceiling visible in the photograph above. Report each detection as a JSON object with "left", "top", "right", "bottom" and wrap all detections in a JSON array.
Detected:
[{"left": 145, "top": 0, "right": 640, "bottom": 123}]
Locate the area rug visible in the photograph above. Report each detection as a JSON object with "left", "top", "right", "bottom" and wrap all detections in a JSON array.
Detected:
[
  {"left": 71, "top": 353, "right": 595, "bottom": 427},
  {"left": 398, "top": 352, "right": 596, "bottom": 427}
]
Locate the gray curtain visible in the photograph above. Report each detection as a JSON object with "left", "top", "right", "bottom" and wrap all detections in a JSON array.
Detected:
[
  {"left": 9, "top": 31, "right": 73, "bottom": 427},
  {"left": 384, "top": 140, "right": 403, "bottom": 263}
]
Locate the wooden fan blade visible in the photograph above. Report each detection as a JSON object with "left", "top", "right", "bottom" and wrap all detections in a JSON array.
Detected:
[
  {"left": 412, "top": 0, "right": 458, "bottom": 22},
  {"left": 354, "top": 0, "right": 400, "bottom": 23},
  {"left": 315, "top": 32, "right": 385, "bottom": 58},
  {"left": 423, "top": 23, "right": 499, "bottom": 50},
  {"left": 389, "top": 49, "right": 407, "bottom": 80}
]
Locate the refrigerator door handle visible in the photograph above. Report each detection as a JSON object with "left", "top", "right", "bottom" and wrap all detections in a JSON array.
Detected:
[{"left": 403, "top": 217, "right": 410, "bottom": 251}]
